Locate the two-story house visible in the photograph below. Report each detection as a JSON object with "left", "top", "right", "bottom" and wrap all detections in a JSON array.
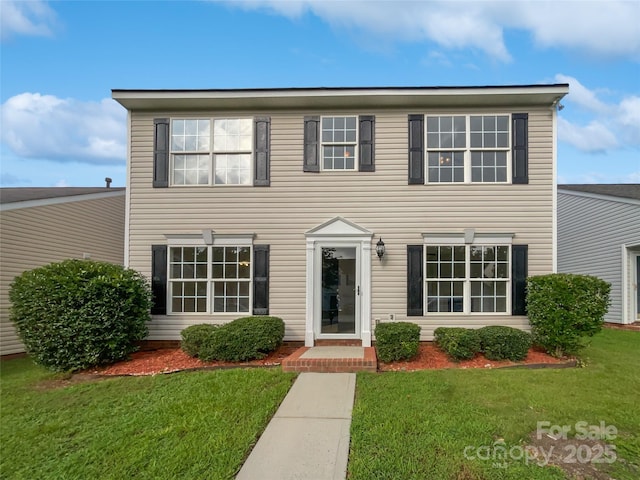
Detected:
[{"left": 112, "top": 84, "right": 568, "bottom": 347}]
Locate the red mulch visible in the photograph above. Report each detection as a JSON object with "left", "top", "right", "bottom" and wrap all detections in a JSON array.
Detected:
[
  {"left": 86, "top": 343, "right": 570, "bottom": 376},
  {"left": 379, "top": 343, "right": 570, "bottom": 372},
  {"left": 87, "top": 345, "right": 299, "bottom": 376}
]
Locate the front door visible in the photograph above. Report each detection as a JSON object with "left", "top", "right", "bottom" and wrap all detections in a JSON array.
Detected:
[
  {"left": 320, "top": 247, "right": 358, "bottom": 335},
  {"left": 304, "top": 216, "right": 373, "bottom": 346}
]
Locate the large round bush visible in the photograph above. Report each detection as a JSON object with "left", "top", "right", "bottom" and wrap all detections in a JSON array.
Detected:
[
  {"left": 527, "top": 273, "right": 610, "bottom": 357},
  {"left": 10, "top": 259, "right": 152, "bottom": 372}
]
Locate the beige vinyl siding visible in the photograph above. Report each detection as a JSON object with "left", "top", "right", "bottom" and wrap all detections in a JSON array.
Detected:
[
  {"left": 558, "top": 191, "right": 640, "bottom": 323},
  {"left": 128, "top": 108, "right": 554, "bottom": 341},
  {"left": 0, "top": 195, "right": 125, "bottom": 355}
]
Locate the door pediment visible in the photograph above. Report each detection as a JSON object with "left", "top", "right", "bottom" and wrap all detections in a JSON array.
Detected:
[{"left": 306, "top": 216, "right": 372, "bottom": 238}]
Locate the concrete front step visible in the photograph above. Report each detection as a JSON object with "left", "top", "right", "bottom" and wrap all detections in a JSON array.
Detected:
[{"left": 282, "top": 346, "right": 377, "bottom": 373}]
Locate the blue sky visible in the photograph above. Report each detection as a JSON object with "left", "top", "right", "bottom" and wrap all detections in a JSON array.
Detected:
[{"left": 1, "top": 0, "right": 639, "bottom": 188}]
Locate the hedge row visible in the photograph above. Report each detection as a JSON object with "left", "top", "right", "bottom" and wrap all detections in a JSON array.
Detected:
[
  {"left": 181, "top": 316, "right": 284, "bottom": 362},
  {"left": 434, "top": 326, "right": 532, "bottom": 361}
]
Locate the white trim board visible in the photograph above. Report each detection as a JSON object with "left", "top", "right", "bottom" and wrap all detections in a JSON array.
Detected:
[
  {"left": 558, "top": 189, "right": 640, "bottom": 207},
  {"left": 1, "top": 190, "right": 125, "bottom": 212}
]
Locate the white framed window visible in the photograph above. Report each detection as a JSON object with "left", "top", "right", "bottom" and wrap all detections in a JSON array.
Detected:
[
  {"left": 168, "top": 245, "right": 252, "bottom": 314},
  {"left": 170, "top": 118, "right": 253, "bottom": 186},
  {"left": 321, "top": 116, "right": 358, "bottom": 170},
  {"left": 426, "top": 114, "right": 510, "bottom": 183},
  {"left": 211, "top": 246, "right": 251, "bottom": 313},
  {"left": 425, "top": 244, "right": 511, "bottom": 314}
]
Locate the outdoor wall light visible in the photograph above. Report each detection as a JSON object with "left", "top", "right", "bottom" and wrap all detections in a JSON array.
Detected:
[{"left": 376, "top": 238, "right": 385, "bottom": 260}]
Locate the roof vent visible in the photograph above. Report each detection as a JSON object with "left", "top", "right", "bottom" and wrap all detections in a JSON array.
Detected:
[{"left": 105, "top": 177, "right": 112, "bottom": 188}]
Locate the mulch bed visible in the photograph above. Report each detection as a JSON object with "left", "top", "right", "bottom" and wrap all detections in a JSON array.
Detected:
[
  {"left": 84, "top": 343, "right": 571, "bottom": 376},
  {"left": 86, "top": 345, "right": 299, "bottom": 376},
  {"left": 379, "top": 343, "right": 572, "bottom": 372}
]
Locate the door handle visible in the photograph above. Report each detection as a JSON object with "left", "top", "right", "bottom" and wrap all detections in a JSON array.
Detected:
[{"left": 357, "top": 286, "right": 360, "bottom": 296}]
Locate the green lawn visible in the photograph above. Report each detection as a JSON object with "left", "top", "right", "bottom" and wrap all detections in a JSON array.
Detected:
[
  {"left": 350, "top": 329, "right": 640, "bottom": 480},
  {"left": 0, "top": 361, "right": 296, "bottom": 480}
]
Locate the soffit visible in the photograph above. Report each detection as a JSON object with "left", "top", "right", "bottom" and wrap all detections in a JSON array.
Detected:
[{"left": 112, "top": 85, "right": 569, "bottom": 112}]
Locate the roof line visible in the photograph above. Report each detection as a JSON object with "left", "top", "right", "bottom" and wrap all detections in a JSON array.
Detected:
[
  {"left": 112, "top": 83, "right": 570, "bottom": 94},
  {"left": 0, "top": 189, "right": 125, "bottom": 211},
  {"left": 558, "top": 188, "right": 640, "bottom": 206}
]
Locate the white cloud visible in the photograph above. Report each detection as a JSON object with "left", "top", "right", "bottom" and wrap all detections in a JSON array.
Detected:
[
  {"left": 557, "top": 117, "right": 618, "bottom": 153},
  {"left": 224, "top": 0, "right": 640, "bottom": 61},
  {"left": 555, "top": 74, "right": 640, "bottom": 152},
  {"left": 0, "top": 93, "right": 127, "bottom": 164},
  {"left": 512, "top": 1, "right": 640, "bottom": 60},
  {"left": 0, "top": 0, "right": 57, "bottom": 41}
]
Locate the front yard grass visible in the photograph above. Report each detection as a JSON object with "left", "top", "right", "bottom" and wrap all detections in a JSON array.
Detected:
[
  {"left": 350, "top": 328, "right": 639, "bottom": 479},
  {"left": 0, "top": 361, "right": 296, "bottom": 479}
]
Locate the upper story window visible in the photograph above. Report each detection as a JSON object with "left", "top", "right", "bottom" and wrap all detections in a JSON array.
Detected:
[
  {"left": 426, "top": 114, "right": 510, "bottom": 184},
  {"left": 321, "top": 116, "right": 358, "bottom": 170},
  {"left": 170, "top": 118, "right": 253, "bottom": 186}
]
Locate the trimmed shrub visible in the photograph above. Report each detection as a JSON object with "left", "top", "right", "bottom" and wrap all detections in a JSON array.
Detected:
[
  {"left": 527, "top": 274, "right": 610, "bottom": 357},
  {"left": 477, "top": 326, "right": 532, "bottom": 361},
  {"left": 375, "top": 322, "right": 421, "bottom": 362},
  {"left": 434, "top": 327, "right": 481, "bottom": 361},
  {"left": 180, "top": 324, "right": 219, "bottom": 357},
  {"left": 184, "top": 316, "right": 284, "bottom": 362},
  {"left": 9, "top": 259, "right": 151, "bottom": 372}
]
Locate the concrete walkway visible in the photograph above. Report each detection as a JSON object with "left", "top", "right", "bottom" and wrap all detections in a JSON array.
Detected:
[{"left": 236, "top": 372, "right": 356, "bottom": 480}]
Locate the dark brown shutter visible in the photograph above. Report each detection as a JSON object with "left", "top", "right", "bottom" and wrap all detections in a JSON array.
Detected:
[
  {"left": 254, "top": 117, "right": 270, "bottom": 186},
  {"left": 408, "top": 114, "right": 424, "bottom": 184},
  {"left": 512, "top": 244, "right": 528, "bottom": 315},
  {"left": 151, "top": 245, "right": 167, "bottom": 314},
  {"left": 153, "top": 118, "right": 170, "bottom": 188},
  {"left": 253, "top": 245, "right": 270, "bottom": 315},
  {"left": 359, "top": 115, "right": 375, "bottom": 172},
  {"left": 512, "top": 113, "right": 528, "bottom": 184},
  {"left": 407, "top": 245, "right": 424, "bottom": 316},
  {"left": 303, "top": 116, "right": 320, "bottom": 172}
]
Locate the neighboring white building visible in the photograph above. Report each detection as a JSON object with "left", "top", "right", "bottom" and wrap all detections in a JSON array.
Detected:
[
  {"left": 558, "top": 184, "right": 640, "bottom": 325},
  {"left": 0, "top": 187, "right": 126, "bottom": 355}
]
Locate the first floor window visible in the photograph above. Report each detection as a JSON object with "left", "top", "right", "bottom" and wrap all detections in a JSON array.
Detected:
[
  {"left": 211, "top": 246, "right": 251, "bottom": 313},
  {"left": 426, "top": 244, "right": 510, "bottom": 313},
  {"left": 169, "top": 245, "right": 251, "bottom": 313}
]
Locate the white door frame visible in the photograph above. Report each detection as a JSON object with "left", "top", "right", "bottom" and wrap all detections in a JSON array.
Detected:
[
  {"left": 622, "top": 245, "right": 640, "bottom": 324},
  {"left": 305, "top": 217, "right": 372, "bottom": 347}
]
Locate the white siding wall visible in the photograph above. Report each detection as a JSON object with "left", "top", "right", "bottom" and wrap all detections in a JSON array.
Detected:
[
  {"left": 558, "top": 191, "right": 640, "bottom": 323},
  {"left": 0, "top": 195, "right": 125, "bottom": 355},
  {"left": 129, "top": 108, "right": 555, "bottom": 341}
]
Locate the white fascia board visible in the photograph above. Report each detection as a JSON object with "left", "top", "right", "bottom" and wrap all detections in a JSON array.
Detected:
[
  {"left": 558, "top": 189, "right": 640, "bottom": 207},
  {"left": 0, "top": 190, "right": 125, "bottom": 212},
  {"left": 164, "top": 232, "right": 255, "bottom": 246},
  {"left": 422, "top": 233, "right": 514, "bottom": 244},
  {"left": 112, "top": 85, "right": 569, "bottom": 111}
]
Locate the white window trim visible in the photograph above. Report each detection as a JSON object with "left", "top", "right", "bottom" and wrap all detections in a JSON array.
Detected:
[
  {"left": 165, "top": 232, "right": 255, "bottom": 315},
  {"left": 422, "top": 232, "right": 513, "bottom": 315},
  {"left": 425, "top": 113, "right": 512, "bottom": 185},
  {"left": 169, "top": 117, "right": 254, "bottom": 187},
  {"left": 320, "top": 115, "right": 359, "bottom": 171}
]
